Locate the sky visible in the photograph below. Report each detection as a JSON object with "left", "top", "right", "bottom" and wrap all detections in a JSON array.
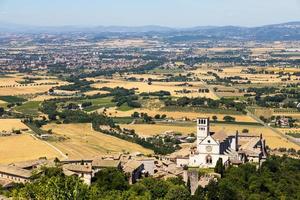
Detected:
[{"left": 0, "top": 0, "right": 300, "bottom": 27}]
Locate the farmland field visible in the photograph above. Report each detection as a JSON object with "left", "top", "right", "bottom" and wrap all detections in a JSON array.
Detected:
[
  {"left": 92, "top": 78, "right": 218, "bottom": 99},
  {"left": 15, "top": 101, "right": 41, "bottom": 115},
  {"left": 0, "top": 85, "right": 58, "bottom": 95},
  {"left": 105, "top": 107, "right": 256, "bottom": 122},
  {"left": 0, "top": 119, "right": 28, "bottom": 131},
  {"left": 0, "top": 96, "right": 26, "bottom": 103},
  {"left": 42, "top": 123, "right": 153, "bottom": 159},
  {"left": 0, "top": 134, "right": 61, "bottom": 164},
  {"left": 120, "top": 123, "right": 195, "bottom": 137}
]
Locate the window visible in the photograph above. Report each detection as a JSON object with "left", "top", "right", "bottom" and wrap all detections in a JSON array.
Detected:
[
  {"left": 206, "top": 155, "right": 212, "bottom": 164},
  {"left": 207, "top": 140, "right": 211, "bottom": 143}
]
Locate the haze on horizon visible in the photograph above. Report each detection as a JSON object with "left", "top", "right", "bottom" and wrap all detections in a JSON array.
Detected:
[{"left": 0, "top": 0, "right": 300, "bottom": 28}]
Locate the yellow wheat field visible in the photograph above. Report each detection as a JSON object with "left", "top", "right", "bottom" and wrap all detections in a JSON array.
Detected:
[
  {"left": 43, "top": 123, "right": 152, "bottom": 159},
  {"left": 0, "top": 85, "right": 55, "bottom": 95},
  {"left": 120, "top": 124, "right": 195, "bottom": 137},
  {"left": 0, "top": 134, "right": 61, "bottom": 164},
  {"left": 30, "top": 95, "right": 67, "bottom": 101},
  {"left": 92, "top": 78, "right": 218, "bottom": 99},
  {"left": 105, "top": 107, "right": 257, "bottom": 122},
  {"left": 83, "top": 90, "right": 110, "bottom": 96},
  {"left": 0, "top": 119, "right": 28, "bottom": 131}
]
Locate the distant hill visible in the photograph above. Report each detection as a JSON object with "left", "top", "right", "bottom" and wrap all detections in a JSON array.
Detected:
[{"left": 0, "top": 22, "right": 300, "bottom": 41}]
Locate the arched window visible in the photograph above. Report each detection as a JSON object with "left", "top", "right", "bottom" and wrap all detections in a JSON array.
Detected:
[{"left": 206, "top": 155, "right": 212, "bottom": 164}]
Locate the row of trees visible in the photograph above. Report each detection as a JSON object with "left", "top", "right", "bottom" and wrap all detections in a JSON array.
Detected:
[{"left": 164, "top": 97, "right": 246, "bottom": 113}]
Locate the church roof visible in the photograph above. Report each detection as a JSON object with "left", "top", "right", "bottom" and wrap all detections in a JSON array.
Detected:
[{"left": 211, "top": 131, "right": 228, "bottom": 142}]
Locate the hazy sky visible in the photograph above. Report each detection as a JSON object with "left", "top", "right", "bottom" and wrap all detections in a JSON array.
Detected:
[{"left": 0, "top": 0, "right": 300, "bottom": 27}]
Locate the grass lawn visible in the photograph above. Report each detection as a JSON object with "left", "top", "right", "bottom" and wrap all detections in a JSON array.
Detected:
[
  {"left": 15, "top": 101, "right": 41, "bottom": 115},
  {"left": 0, "top": 96, "right": 26, "bottom": 103}
]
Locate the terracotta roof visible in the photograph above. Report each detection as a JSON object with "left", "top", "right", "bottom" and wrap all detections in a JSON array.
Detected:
[
  {"left": 63, "top": 164, "right": 92, "bottom": 173},
  {"left": 61, "top": 158, "right": 93, "bottom": 163},
  {"left": 123, "top": 160, "right": 143, "bottom": 173},
  {"left": 211, "top": 131, "right": 228, "bottom": 142},
  {"left": 9, "top": 158, "right": 48, "bottom": 169},
  {"left": 0, "top": 165, "right": 32, "bottom": 178},
  {"left": 92, "top": 159, "right": 120, "bottom": 168}
]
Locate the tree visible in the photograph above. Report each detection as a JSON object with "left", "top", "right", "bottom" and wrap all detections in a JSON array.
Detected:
[
  {"left": 165, "top": 185, "right": 190, "bottom": 200},
  {"left": 12, "top": 168, "right": 89, "bottom": 199},
  {"left": 214, "top": 158, "right": 225, "bottom": 177},
  {"left": 166, "top": 177, "right": 185, "bottom": 186},
  {"left": 192, "top": 186, "right": 206, "bottom": 200},
  {"left": 206, "top": 180, "right": 219, "bottom": 200},
  {"left": 223, "top": 116, "right": 235, "bottom": 122},
  {"left": 139, "top": 178, "right": 169, "bottom": 199},
  {"left": 0, "top": 107, "right": 4, "bottom": 116},
  {"left": 154, "top": 114, "right": 161, "bottom": 119},
  {"left": 92, "top": 168, "right": 128, "bottom": 191},
  {"left": 212, "top": 115, "right": 218, "bottom": 122},
  {"left": 131, "top": 111, "right": 140, "bottom": 118},
  {"left": 242, "top": 129, "right": 249, "bottom": 133}
]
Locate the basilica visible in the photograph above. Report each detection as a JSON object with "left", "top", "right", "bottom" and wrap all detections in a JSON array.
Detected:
[{"left": 177, "top": 118, "right": 267, "bottom": 168}]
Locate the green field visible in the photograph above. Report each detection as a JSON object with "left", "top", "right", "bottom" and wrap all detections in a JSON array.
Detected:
[
  {"left": 113, "top": 117, "right": 134, "bottom": 124},
  {"left": 0, "top": 96, "right": 26, "bottom": 103},
  {"left": 15, "top": 101, "right": 41, "bottom": 115},
  {"left": 117, "top": 103, "right": 134, "bottom": 111},
  {"left": 79, "top": 97, "right": 116, "bottom": 112},
  {"left": 161, "top": 106, "right": 242, "bottom": 115}
]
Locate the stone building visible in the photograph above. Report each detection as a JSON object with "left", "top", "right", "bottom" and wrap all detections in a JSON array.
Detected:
[{"left": 177, "top": 117, "right": 267, "bottom": 168}]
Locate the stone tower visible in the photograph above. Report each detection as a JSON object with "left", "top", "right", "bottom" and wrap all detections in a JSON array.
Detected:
[{"left": 197, "top": 117, "right": 210, "bottom": 145}]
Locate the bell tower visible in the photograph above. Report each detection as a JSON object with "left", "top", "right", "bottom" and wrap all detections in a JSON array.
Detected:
[{"left": 197, "top": 117, "right": 210, "bottom": 145}]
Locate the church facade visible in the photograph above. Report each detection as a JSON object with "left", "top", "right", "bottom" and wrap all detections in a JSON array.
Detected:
[{"left": 179, "top": 118, "right": 267, "bottom": 168}]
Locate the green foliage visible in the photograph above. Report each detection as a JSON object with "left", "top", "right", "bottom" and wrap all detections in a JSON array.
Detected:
[
  {"left": 0, "top": 96, "right": 26, "bottom": 103},
  {"left": 6, "top": 157, "right": 300, "bottom": 199},
  {"left": 117, "top": 103, "right": 134, "bottom": 111},
  {"left": 223, "top": 115, "right": 236, "bottom": 122},
  {"left": 164, "top": 97, "right": 246, "bottom": 113},
  {"left": 164, "top": 185, "right": 190, "bottom": 200},
  {"left": 56, "top": 78, "right": 94, "bottom": 92},
  {"left": 11, "top": 168, "right": 89, "bottom": 200},
  {"left": 15, "top": 101, "right": 41, "bottom": 116},
  {"left": 214, "top": 158, "right": 225, "bottom": 177},
  {"left": 0, "top": 107, "right": 4, "bottom": 116},
  {"left": 92, "top": 168, "right": 129, "bottom": 191}
]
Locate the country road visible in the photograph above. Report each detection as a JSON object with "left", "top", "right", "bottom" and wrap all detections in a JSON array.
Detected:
[
  {"left": 29, "top": 134, "right": 68, "bottom": 159},
  {"left": 246, "top": 109, "right": 300, "bottom": 147}
]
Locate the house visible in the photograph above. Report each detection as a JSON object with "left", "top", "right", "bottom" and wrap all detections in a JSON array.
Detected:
[
  {"left": 9, "top": 158, "right": 49, "bottom": 170},
  {"left": 92, "top": 159, "right": 121, "bottom": 169},
  {"left": 135, "top": 158, "right": 155, "bottom": 175},
  {"left": 122, "top": 160, "right": 144, "bottom": 184},
  {"left": 92, "top": 159, "right": 121, "bottom": 175},
  {"left": 63, "top": 164, "right": 92, "bottom": 185},
  {"left": 60, "top": 158, "right": 93, "bottom": 166},
  {"left": 0, "top": 165, "right": 32, "bottom": 184}
]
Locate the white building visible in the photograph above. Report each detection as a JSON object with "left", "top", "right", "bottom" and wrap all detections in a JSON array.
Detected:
[{"left": 178, "top": 117, "right": 267, "bottom": 168}]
